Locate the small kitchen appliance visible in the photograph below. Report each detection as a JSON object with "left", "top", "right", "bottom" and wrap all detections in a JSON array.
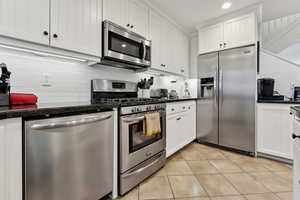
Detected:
[
  {"left": 0, "top": 63, "right": 11, "bottom": 106},
  {"left": 150, "top": 89, "right": 168, "bottom": 99},
  {"left": 101, "top": 20, "right": 151, "bottom": 70},
  {"left": 91, "top": 79, "right": 166, "bottom": 195},
  {"left": 294, "top": 86, "right": 300, "bottom": 101},
  {"left": 257, "top": 78, "right": 284, "bottom": 100}
]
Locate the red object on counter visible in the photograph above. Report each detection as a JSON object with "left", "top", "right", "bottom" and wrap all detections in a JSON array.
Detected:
[{"left": 9, "top": 93, "right": 38, "bottom": 105}]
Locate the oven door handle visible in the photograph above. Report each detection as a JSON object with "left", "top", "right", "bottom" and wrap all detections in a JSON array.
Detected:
[
  {"left": 122, "top": 157, "right": 161, "bottom": 178},
  {"left": 123, "top": 116, "right": 145, "bottom": 123}
]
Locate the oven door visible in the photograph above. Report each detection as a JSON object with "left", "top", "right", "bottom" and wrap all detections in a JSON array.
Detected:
[
  {"left": 120, "top": 111, "right": 166, "bottom": 173},
  {"left": 103, "top": 21, "right": 151, "bottom": 67}
]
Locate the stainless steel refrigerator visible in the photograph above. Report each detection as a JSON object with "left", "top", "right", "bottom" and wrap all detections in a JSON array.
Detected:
[{"left": 196, "top": 45, "right": 256, "bottom": 153}]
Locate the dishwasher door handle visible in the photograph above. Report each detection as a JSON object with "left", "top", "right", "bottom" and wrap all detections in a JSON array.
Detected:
[{"left": 30, "top": 114, "right": 113, "bottom": 130}]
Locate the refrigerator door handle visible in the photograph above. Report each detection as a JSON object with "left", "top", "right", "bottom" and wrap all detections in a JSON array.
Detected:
[
  {"left": 214, "top": 72, "right": 218, "bottom": 107},
  {"left": 219, "top": 70, "right": 223, "bottom": 105}
]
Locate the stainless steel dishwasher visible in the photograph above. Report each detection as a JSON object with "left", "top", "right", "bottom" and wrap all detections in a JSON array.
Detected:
[{"left": 24, "top": 111, "right": 114, "bottom": 200}]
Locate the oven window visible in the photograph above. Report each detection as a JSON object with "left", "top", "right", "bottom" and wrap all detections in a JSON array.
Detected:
[
  {"left": 108, "top": 32, "right": 142, "bottom": 59},
  {"left": 129, "top": 117, "right": 163, "bottom": 153}
]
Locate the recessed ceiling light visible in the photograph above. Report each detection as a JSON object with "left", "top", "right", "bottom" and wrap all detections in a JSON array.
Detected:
[{"left": 222, "top": 1, "right": 232, "bottom": 9}]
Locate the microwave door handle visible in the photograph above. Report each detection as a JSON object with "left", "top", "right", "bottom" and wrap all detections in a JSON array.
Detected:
[
  {"left": 139, "top": 42, "right": 145, "bottom": 60},
  {"left": 142, "top": 41, "right": 146, "bottom": 60}
]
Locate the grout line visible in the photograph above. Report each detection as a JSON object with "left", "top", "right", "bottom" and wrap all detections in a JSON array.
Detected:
[{"left": 166, "top": 174, "right": 176, "bottom": 199}]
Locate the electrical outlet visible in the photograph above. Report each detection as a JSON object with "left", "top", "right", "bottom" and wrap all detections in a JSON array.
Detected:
[{"left": 41, "top": 73, "right": 51, "bottom": 87}]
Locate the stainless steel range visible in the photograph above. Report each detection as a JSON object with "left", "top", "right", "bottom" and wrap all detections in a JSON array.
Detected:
[{"left": 91, "top": 79, "right": 166, "bottom": 195}]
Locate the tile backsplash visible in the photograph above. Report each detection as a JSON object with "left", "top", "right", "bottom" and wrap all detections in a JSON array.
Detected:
[{"left": 0, "top": 48, "right": 197, "bottom": 103}]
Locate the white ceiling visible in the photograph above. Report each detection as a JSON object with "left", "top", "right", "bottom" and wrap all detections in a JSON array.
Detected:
[{"left": 147, "top": 0, "right": 300, "bottom": 34}]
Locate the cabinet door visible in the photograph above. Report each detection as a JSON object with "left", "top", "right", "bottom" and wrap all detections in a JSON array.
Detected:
[
  {"left": 0, "top": 0, "right": 49, "bottom": 45},
  {"left": 103, "top": 0, "right": 128, "bottom": 28},
  {"left": 161, "top": 20, "right": 174, "bottom": 72},
  {"left": 0, "top": 118, "right": 22, "bottom": 200},
  {"left": 186, "top": 102, "right": 196, "bottom": 141},
  {"left": 190, "top": 35, "right": 198, "bottom": 78},
  {"left": 149, "top": 10, "right": 164, "bottom": 71},
  {"left": 178, "top": 32, "right": 189, "bottom": 76},
  {"left": 223, "top": 13, "right": 256, "bottom": 49},
  {"left": 257, "top": 104, "right": 294, "bottom": 159},
  {"left": 51, "top": 0, "right": 102, "bottom": 56},
  {"left": 166, "top": 114, "right": 182, "bottom": 157},
  {"left": 128, "top": 0, "right": 149, "bottom": 38},
  {"left": 198, "top": 23, "right": 223, "bottom": 54},
  {"left": 293, "top": 119, "right": 300, "bottom": 199}
]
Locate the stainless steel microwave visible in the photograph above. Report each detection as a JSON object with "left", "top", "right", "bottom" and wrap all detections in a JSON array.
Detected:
[{"left": 101, "top": 20, "right": 151, "bottom": 70}]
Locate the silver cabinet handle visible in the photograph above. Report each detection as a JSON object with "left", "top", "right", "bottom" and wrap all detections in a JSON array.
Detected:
[
  {"left": 31, "top": 114, "right": 112, "bottom": 130},
  {"left": 123, "top": 116, "right": 145, "bottom": 123}
]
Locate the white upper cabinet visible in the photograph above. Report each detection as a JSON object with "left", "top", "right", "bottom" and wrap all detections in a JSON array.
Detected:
[
  {"left": 177, "top": 32, "right": 189, "bottom": 76},
  {"left": 150, "top": 10, "right": 189, "bottom": 76},
  {"left": 51, "top": 0, "right": 102, "bottom": 56},
  {"left": 198, "top": 23, "right": 224, "bottom": 54},
  {"left": 128, "top": 0, "right": 149, "bottom": 37},
  {"left": 103, "top": 0, "right": 149, "bottom": 38},
  {"left": 150, "top": 15, "right": 173, "bottom": 72},
  {"left": 0, "top": 0, "right": 50, "bottom": 45},
  {"left": 190, "top": 35, "right": 198, "bottom": 78},
  {"left": 103, "top": 0, "right": 128, "bottom": 28},
  {"left": 149, "top": 10, "right": 164, "bottom": 71},
  {"left": 198, "top": 13, "right": 257, "bottom": 54},
  {"left": 223, "top": 13, "right": 256, "bottom": 49}
]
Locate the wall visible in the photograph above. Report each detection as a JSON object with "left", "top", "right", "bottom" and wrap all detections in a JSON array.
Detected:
[
  {"left": 0, "top": 48, "right": 196, "bottom": 103},
  {"left": 259, "top": 51, "right": 300, "bottom": 98}
]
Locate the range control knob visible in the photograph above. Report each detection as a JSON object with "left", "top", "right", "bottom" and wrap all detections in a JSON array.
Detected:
[{"left": 131, "top": 108, "right": 136, "bottom": 113}]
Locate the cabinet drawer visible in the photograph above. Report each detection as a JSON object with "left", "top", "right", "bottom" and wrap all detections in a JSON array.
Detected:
[
  {"left": 166, "top": 103, "right": 182, "bottom": 115},
  {"left": 167, "top": 101, "right": 196, "bottom": 115}
]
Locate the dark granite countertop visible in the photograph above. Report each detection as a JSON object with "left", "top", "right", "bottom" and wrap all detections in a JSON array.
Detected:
[
  {"left": 0, "top": 102, "right": 115, "bottom": 120},
  {"left": 157, "top": 98, "right": 198, "bottom": 103},
  {"left": 0, "top": 98, "right": 198, "bottom": 120},
  {"left": 257, "top": 99, "right": 300, "bottom": 104}
]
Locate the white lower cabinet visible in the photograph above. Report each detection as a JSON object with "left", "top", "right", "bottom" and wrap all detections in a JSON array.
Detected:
[
  {"left": 166, "top": 101, "right": 196, "bottom": 157},
  {"left": 293, "top": 116, "right": 300, "bottom": 199},
  {"left": 0, "top": 118, "right": 22, "bottom": 200},
  {"left": 257, "top": 103, "right": 294, "bottom": 160}
]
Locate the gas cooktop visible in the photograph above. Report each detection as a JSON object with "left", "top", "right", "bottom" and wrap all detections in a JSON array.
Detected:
[{"left": 92, "top": 97, "right": 163, "bottom": 107}]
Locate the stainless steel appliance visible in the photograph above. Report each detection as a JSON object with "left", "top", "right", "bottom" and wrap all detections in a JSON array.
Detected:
[
  {"left": 150, "top": 89, "right": 168, "bottom": 99},
  {"left": 197, "top": 45, "right": 256, "bottom": 153},
  {"left": 101, "top": 20, "right": 151, "bottom": 70},
  {"left": 294, "top": 87, "right": 300, "bottom": 101},
  {"left": 257, "top": 78, "right": 284, "bottom": 101},
  {"left": 91, "top": 79, "right": 166, "bottom": 195},
  {"left": 25, "top": 111, "right": 114, "bottom": 200}
]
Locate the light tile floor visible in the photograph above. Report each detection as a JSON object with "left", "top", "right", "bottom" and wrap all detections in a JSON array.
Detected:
[{"left": 119, "top": 142, "right": 293, "bottom": 200}]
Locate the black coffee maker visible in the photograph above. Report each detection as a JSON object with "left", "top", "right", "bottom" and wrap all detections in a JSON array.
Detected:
[
  {"left": 257, "top": 78, "right": 284, "bottom": 100},
  {"left": 0, "top": 63, "right": 11, "bottom": 106}
]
